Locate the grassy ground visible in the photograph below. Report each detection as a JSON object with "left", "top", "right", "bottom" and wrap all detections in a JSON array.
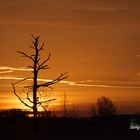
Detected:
[{"left": 0, "top": 117, "right": 140, "bottom": 140}]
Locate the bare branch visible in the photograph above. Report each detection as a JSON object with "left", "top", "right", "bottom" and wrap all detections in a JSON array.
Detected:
[
  {"left": 39, "top": 42, "right": 44, "bottom": 51},
  {"left": 12, "top": 83, "right": 33, "bottom": 109},
  {"left": 31, "top": 35, "right": 40, "bottom": 50},
  {"left": 17, "top": 51, "right": 35, "bottom": 62},
  {"left": 31, "top": 54, "right": 36, "bottom": 57},
  {"left": 28, "top": 66, "right": 34, "bottom": 69},
  {"left": 29, "top": 45, "right": 35, "bottom": 50},
  {"left": 13, "top": 77, "right": 31, "bottom": 85},
  {"left": 24, "top": 85, "right": 33, "bottom": 89},
  {"left": 31, "top": 34, "right": 40, "bottom": 40},
  {"left": 38, "top": 99, "right": 56, "bottom": 112},
  {"left": 26, "top": 91, "right": 33, "bottom": 103},
  {"left": 38, "top": 57, "right": 41, "bottom": 62},
  {"left": 38, "top": 99, "right": 56, "bottom": 104},
  {"left": 38, "top": 65, "right": 50, "bottom": 71},
  {"left": 39, "top": 103, "right": 47, "bottom": 112},
  {"left": 38, "top": 53, "right": 51, "bottom": 71},
  {"left": 31, "top": 34, "right": 36, "bottom": 40},
  {"left": 37, "top": 72, "right": 68, "bottom": 88}
]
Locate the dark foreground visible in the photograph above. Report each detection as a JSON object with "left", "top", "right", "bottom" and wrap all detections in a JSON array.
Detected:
[{"left": 0, "top": 116, "right": 140, "bottom": 140}]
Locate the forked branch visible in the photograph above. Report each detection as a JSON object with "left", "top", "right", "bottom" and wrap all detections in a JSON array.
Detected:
[
  {"left": 12, "top": 83, "right": 33, "bottom": 109},
  {"left": 37, "top": 72, "right": 68, "bottom": 88},
  {"left": 17, "top": 51, "right": 35, "bottom": 62},
  {"left": 38, "top": 53, "right": 51, "bottom": 71},
  {"left": 26, "top": 91, "right": 33, "bottom": 103}
]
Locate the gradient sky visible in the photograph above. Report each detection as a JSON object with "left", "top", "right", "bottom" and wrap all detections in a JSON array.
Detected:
[{"left": 0, "top": 0, "right": 140, "bottom": 116}]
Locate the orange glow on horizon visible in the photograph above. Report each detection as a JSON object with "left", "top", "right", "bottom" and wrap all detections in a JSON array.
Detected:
[{"left": 0, "top": 0, "right": 140, "bottom": 116}]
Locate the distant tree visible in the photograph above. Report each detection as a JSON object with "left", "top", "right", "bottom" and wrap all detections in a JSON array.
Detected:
[
  {"left": 63, "top": 92, "right": 67, "bottom": 117},
  {"left": 12, "top": 35, "right": 67, "bottom": 129},
  {"left": 61, "top": 92, "right": 79, "bottom": 118},
  {"left": 91, "top": 96, "right": 117, "bottom": 117}
]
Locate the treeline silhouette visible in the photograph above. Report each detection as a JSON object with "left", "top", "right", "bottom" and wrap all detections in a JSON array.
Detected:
[
  {"left": 0, "top": 110, "right": 140, "bottom": 140},
  {"left": 0, "top": 109, "right": 27, "bottom": 118},
  {"left": 0, "top": 109, "right": 52, "bottom": 119}
]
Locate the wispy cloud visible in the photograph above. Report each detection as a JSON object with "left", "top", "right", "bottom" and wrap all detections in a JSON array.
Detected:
[
  {"left": 0, "top": 76, "right": 140, "bottom": 89},
  {"left": 74, "top": 83, "right": 140, "bottom": 89},
  {"left": 0, "top": 21, "right": 84, "bottom": 29},
  {"left": 0, "top": 76, "right": 74, "bottom": 85},
  {"left": 0, "top": 67, "right": 32, "bottom": 74},
  {"left": 136, "top": 55, "right": 140, "bottom": 57},
  {"left": 47, "top": 0, "right": 136, "bottom": 12}
]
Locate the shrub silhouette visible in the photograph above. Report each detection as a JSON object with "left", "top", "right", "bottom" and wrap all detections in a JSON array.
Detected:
[{"left": 91, "top": 96, "right": 117, "bottom": 117}]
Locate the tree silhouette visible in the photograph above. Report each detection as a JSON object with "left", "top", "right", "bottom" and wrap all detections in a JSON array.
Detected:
[
  {"left": 63, "top": 92, "right": 67, "bottom": 118},
  {"left": 12, "top": 35, "right": 67, "bottom": 123},
  {"left": 91, "top": 96, "right": 117, "bottom": 117}
]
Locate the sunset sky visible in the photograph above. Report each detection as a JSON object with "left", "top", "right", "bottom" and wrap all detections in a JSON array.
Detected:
[{"left": 0, "top": 0, "right": 140, "bottom": 116}]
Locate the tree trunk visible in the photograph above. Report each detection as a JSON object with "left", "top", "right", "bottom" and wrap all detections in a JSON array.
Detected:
[
  {"left": 33, "top": 72, "right": 38, "bottom": 120},
  {"left": 33, "top": 42, "right": 39, "bottom": 132},
  {"left": 33, "top": 85, "right": 37, "bottom": 120}
]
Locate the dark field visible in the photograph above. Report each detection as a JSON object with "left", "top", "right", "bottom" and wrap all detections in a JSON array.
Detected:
[{"left": 0, "top": 116, "right": 140, "bottom": 140}]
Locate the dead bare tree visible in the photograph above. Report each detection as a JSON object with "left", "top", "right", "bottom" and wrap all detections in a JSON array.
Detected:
[{"left": 12, "top": 35, "right": 67, "bottom": 123}]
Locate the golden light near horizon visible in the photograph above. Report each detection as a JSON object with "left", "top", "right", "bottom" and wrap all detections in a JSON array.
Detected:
[{"left": 0, "top": 0, "right": 140, "bottom": 116}]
